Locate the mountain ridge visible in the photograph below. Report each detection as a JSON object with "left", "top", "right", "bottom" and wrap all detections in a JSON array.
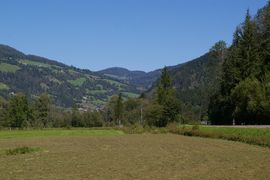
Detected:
[
  {"left": 97, "top": 67, "right": 161, "bottom": 91},
  {"left": 0, "top": 44, "right": 141, "bottom": 109}
]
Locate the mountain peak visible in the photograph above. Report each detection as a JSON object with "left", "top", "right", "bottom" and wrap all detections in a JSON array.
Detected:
[{"left": 0, "top": 44, "right": 25, "bottom": 58}]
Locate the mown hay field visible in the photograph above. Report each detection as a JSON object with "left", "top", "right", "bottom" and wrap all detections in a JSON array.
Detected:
[{"left": 0, "top": 129, "right": 270, "bottom": 179}]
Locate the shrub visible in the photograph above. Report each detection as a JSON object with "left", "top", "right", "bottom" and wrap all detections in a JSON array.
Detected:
[
  {"left": 166, "top": 122, "right": 179, "bottom": 133},
  {"left": 5, "top": 146, "right": 40, "bottom": 156},
  {"left": 192, "top": 125, "right": 199, "bottom": 131},
  {"left": 122, "top": 123, "right": 145, "bottom": 134}
]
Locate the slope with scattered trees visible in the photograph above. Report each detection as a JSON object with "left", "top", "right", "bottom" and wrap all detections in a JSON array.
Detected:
[{"left": 0, "top": 45, "right": 140, "bottom": 109}]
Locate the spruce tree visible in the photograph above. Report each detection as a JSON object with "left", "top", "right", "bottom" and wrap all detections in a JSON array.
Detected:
[
  {"left": 239, "top": 10, "right": 260, "bottom": 79},
  {"left": 157, "top": 67, "right": 172, "bottom": 105},
  {"left": 260, "top": 2, "right": 270, "bottom": 75},
  {"left": 221, "top": 28, "right": 242, "bottom": 96},
  {"left": 209, "top": 41, "right": 227, "bottom": 60},
  {"left": 33, "top": 94, "right": 50, "bottom": 127},
  {"left": 211, "top": 28, "right": 243, "bottom": 124},
  {"left": 114, "top": 93, "right": 123, "bottom": 125},
  {"left": 156, "top": 67, "right": 180, "bottom": 127}
]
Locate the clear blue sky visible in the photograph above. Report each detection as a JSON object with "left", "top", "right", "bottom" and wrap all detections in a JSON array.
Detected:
[{"left": 0, "top": 0, "right": 268, "bottom": 72}]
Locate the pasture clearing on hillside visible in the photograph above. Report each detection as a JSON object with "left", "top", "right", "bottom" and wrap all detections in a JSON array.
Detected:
[{"left": 0, "top": 63, "right": 20, "bottom": 73}]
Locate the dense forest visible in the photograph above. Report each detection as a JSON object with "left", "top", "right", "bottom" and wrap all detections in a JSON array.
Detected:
[
  {"left": 209, "top": 3, "right": 270, "bottom": 125},
  {"left": 166, "top": 41, "right": 226, "bottom": 123}
]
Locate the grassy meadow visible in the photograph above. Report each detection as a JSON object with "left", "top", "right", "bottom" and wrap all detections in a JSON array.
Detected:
[
  {"left": 0, "top": 82, "right": 9, "bottom": 90},
  {"left": 175, "top": 125, "right": 270, "bottom": 138},
  {"left": 190, "top": 125, "right": 270, "bottom": 137},
  {"left": 0, "top": 63, "right": 20, "bottom": 73},
  {"left": 0, "top": 128, "right": 123, "bottom": 139},
  {"left": 166, "top": 125, "right": 270, "bottom": 147},
  {"left": 67, "top": 77, "right": 87, "bottom": 87}
]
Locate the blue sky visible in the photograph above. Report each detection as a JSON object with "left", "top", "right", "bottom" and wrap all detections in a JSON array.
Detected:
[{"left": 0, "top": 0, "right": 268, "bottom": 72}]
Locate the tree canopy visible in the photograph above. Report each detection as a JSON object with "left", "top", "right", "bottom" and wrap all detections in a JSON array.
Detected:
[{"left": 209, "top": 5, "right": 270, "bottom": 125}]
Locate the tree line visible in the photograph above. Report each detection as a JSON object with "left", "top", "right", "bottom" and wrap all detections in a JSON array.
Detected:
[
  {"left": 0, "top": 67, "right": 182, "bottom": 128},
  {"left": 208, "top": 3, "right": 270, "bottom": 125}
]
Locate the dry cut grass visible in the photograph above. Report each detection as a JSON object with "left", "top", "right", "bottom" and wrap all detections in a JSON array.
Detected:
[{"left": 0, "top": 134, "right": 270, "bottom": 179}]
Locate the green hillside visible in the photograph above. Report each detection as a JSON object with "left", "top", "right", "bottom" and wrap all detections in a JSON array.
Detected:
[
  {"left": 149, "top": 42, "right": 226, "bottom": 122},
  {"left": 0, "top": 45, "right": 139, "bottom": 109},
  {"left": 98, "top": 67, "right": 161, "bottom": 91}
]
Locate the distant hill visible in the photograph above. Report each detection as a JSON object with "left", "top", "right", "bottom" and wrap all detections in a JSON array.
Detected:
[
  {"left": 149, "top": 48, "right": 224, "bottom": 120},
  {"left": 99, "top": 50, "right": 223, "bottom": 119},
  {"left": 0, "top": 45, "right": 141, "bottom": 109},
  {"left": 0, "top": 43, "right": 224, "bottom": 115},
  {"left": 98, "top": 67, "right": 161, "bottom": 91},
  {"left": 171, "top": 52, "right": 222, "bottom": 105}
]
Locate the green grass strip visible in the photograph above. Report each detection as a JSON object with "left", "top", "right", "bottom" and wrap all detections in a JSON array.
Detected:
[{"left": 0, "top": 129, "right": 124, "bottom": 139}]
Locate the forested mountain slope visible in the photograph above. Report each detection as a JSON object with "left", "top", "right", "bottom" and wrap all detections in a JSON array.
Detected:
[
  {"left": 98, "top": 67, "right": 161, "bottom": 91},
  {"left": 172, "top": 51, "right": 223, "bottom": 105},
  {"left": 0, "top": 45, "right": 140, "bottom": 109},
  {"left": 149, "top": 42, "right": 226, "bottom": 121}
]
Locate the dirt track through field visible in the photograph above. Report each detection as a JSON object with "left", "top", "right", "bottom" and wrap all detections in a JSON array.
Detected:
[{"left": 0, "top": 134, "right": 269, "bottom": 179}]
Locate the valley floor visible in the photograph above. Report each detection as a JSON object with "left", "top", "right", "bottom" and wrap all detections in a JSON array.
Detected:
[{"left": 0, "top": 131, "right": 269, "bottom": 179}]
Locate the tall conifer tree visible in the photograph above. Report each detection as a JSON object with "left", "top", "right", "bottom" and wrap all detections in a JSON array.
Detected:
[{"left": 156, "top": 67, "right": 180, "bottom": 127}]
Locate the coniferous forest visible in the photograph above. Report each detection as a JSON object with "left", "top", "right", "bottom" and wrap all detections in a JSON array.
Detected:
[{"left": 209, "top": 4, "right": 270, "bottom": 125}]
